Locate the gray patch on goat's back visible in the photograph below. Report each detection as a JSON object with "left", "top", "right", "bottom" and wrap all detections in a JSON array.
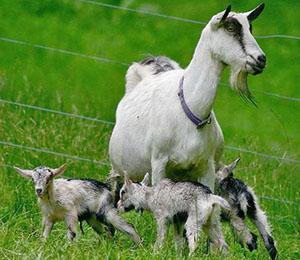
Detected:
[{"left": 140, "top": 56, "right": 177, "bottom": 75}]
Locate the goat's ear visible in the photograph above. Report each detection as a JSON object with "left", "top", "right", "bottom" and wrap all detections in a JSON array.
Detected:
[
  {"left": 124, "top": 171, "right": 132, "bottom": 186},
  {"left": 14, "top": 167, "right": 33, "bottom": 179},
  {"left": 246, "top": 3, "right": 265, "bottom": 22},
  {"left": 141, "top": 173, "right": 150, "bottom": 186},
  {"left": 227, "top": 157, "right": 241, "bottom": 172},
  {"left": 51, "top": 164, "right": 67, "bottom": 177}
]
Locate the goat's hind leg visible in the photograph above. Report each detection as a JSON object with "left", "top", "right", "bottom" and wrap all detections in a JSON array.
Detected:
[
  {"left": 184, "top": 213, "right": 201, "bottom": 256},
  {"left": 252, "top": 206, "right": 277, "bottom": 260},
  {"left": 102, "top": 207, "right": 140, "bottom": 244},
  {"left": 173, "top": 214, "right": 186, "bottom": 252},
  {"left": 229, "top": 214, "right": 257, "bottom": 251},
  {"left": 86, "top": 215, "right": 105, "bottom": 235},
  {"left": 203, "top": 205, "right": 228, "bottom": 253}
]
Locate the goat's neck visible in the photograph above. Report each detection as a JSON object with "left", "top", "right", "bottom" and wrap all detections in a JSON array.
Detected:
[
  {"left": 135, "top": 187, "right": 152, "bottom": 211},
  {"left": 184, "top": 36, "right": 223, "bottom": 118}
]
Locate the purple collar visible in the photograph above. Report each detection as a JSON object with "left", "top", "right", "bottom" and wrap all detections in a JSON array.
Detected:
[{"left": 178, "top": 76, "right": 211, "bottom": 129}]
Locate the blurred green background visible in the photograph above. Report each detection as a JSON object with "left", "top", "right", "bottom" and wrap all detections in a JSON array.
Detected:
[{"left": 0, "top": 0, "right": 299, "bottom": 259}]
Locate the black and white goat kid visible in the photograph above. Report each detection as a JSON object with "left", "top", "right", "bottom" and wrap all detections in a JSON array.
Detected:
[
  {"left": 117, "top": 173, "right": 231, "bottom": 255},
  {"left": 14, "top": 164, "right": 140, "bottom": 243},
  {"left": 215, "top": 158, "right": 277, "bottom": 259}
]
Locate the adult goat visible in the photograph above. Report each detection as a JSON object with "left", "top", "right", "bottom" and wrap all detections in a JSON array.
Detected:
[{"left": 109, "top": 4, "right": 266, "bottom": 191}]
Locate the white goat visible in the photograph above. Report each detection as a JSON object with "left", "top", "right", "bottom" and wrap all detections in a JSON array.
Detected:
[
  {"left": 109, "top": 4, "right": 266, "bottom": 191},
  {"left": 14, "top": 165, "right": 140, "bottom": 243},
  {"left": 117, "top": 173, "right": 231, "bottom": 255},
  {"left": 215, "top": 158, "right": 277, "bottom": 259}
]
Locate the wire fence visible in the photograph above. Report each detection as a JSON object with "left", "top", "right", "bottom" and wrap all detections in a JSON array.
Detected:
[
  {"left": 0, "top": 140, "right": 299, "bottom": 207},
  {"left": 0, "top": 37, "right": 299, "bottom": 103},
  {"left": 0, "top": 37, "right": 128, "bottom": 67},
  {"left": 77, "top": 0, "right": 300, "bottom": 41},
  {"left": 0, "top": 2, "right": 299, "bottom": 222},
  {"left": 0, "top": 140, "right": 109, "bottom": 166},
  {"left": 1, "top": 96, "right": 299, "bottom": 165}
]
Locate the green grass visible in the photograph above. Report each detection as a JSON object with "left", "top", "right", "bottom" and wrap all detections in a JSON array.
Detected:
[{"left": 0, "top": 0, "right": 299, "bottom": 259}]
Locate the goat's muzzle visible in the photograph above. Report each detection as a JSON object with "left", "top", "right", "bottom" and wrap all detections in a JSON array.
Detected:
[
  {"left": 36, "top": 188, "right": 43, "bottom": 197},
  {"left": 247, "top": 54, "right": 266, "bottom": 75}
]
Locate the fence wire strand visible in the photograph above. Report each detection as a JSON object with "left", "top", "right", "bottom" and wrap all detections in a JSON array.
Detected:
[
  {"left": 0, "top": 140, "right": 109, "bottom": 166},
  {"left": 77, "top": 0, "right": 300, "bottom": 41},
  {"left": 1, "top": 37, "right": 299, "bottom": 103},
  {"left": 0, "top": 37, "right": 129, "bottom": 67},
  {"left": 0, "top": 97, "right": 299, "bottom": 165},
  {"left": 0, "top": 98, "right": 115, "bottom": 125}
]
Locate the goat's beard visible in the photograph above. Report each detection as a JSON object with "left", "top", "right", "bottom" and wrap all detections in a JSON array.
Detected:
[{"left": 230, "top": 67, "right": 257, "bottom": 106}]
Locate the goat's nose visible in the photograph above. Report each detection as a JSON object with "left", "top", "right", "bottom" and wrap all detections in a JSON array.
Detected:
[
  {"left": 257, "top": 54, "right": 266, "bottom": 67},
  {"left": 36, "top": 188, "right": 42, "bottom": 195}
]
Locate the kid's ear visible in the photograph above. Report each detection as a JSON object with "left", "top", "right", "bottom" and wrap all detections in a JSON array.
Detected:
[
  {"left": 51, "top": 164, "right": 67, "bottom": 177},
  {"left": 124, "top": 171, "right": 132, "bottom": 186},
  {"left": 227, "top": 157, "right": 241, "bottom": 172},
  {"left": 108, "top": 171, "right": 121, "bottom": 181},
  {"left": 14, "top": 167, "right": 33, "bottom": 179},
  {"left": 141, "top": 173, "right": 150, "bottom": 186}
]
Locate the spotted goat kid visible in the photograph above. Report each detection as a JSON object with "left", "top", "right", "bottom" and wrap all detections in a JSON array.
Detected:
[
  {"left": 215, "top": 158, "right": 277, "bottom": 259},
  {"left": 14, "top": 164, "right": 140, "bottom": 243},
  {"left": 117, "top": 173, "right": 230, "bottom": 255}
]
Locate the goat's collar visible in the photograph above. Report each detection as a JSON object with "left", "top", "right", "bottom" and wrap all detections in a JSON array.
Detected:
[{"left": 178, "top": 76, "right": 211, "bottom": 129}]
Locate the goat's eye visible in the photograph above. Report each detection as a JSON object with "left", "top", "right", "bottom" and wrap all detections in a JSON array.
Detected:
[{"left": 226, "top": 24, "right": 235, "bottom": 32}]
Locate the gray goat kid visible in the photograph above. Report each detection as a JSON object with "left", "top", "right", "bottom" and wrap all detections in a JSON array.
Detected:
[
  {"left": 215, "top": 158, "right": 277, "bottom": 259},
  {"left": 117, "top": 173, "right": 230, "bottom": 255},
  {"left": 14, "top": 164, "right": 140, "bottom": 243}
]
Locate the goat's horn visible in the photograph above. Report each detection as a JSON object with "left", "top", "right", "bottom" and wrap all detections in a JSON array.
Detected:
[
  {"left": 220, "top": 5, "right": 232, "bottom": 24},
  {"left": 247, "top": 3, "right": 265, "bottom": 22}
]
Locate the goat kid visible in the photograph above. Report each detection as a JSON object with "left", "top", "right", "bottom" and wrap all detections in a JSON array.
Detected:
[
  {"left": 14, "top": 164, "right": 140, "bottom": 243},
  {"left": 117, "top": 173, "right": 230, "bottom": 255},
  {"left": 215, "top": 158, "right": 277, "bottom": 259}
]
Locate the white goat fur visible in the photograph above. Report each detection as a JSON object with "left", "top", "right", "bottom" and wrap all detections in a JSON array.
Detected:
[
  {"left": 109, "top": 5, "right": 266, "bottom": 190},
  {"left": 118, "top": 174, "right": 231, "bottom": 255},
  {"left": 14, "top": 165, "right": 140, "bottom": 243}
]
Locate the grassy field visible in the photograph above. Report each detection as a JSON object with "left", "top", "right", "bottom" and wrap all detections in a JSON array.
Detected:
[{"left": 0, "top": 0, "right": 299, "bottom": 259}]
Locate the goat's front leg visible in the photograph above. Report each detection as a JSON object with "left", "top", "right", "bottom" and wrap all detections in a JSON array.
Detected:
[
  {"left": 42, "top": 216, "right": 53, "bottom": 240},
  {"left": 198, "top": 158, "right": 215, "bottom": 192},
  {"left": 65, "top": 212, "right": 78, "bottom": 241},
  {"left": 151, "top": 156, "right": 168, "bottom": 185},
  {"left": 203, "top": 206, "right": 228, "bottom": 253},
  {"left": 154, "top": 217, "right": 168, "bottom": 251}
]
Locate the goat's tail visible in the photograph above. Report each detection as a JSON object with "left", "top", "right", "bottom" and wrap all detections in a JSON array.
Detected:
[
  {"left": 125, "top": 56, "right": 181, "bottom": 94},
  {"left": 211, "top": 195, "right": 231, "bottom": 211}
]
